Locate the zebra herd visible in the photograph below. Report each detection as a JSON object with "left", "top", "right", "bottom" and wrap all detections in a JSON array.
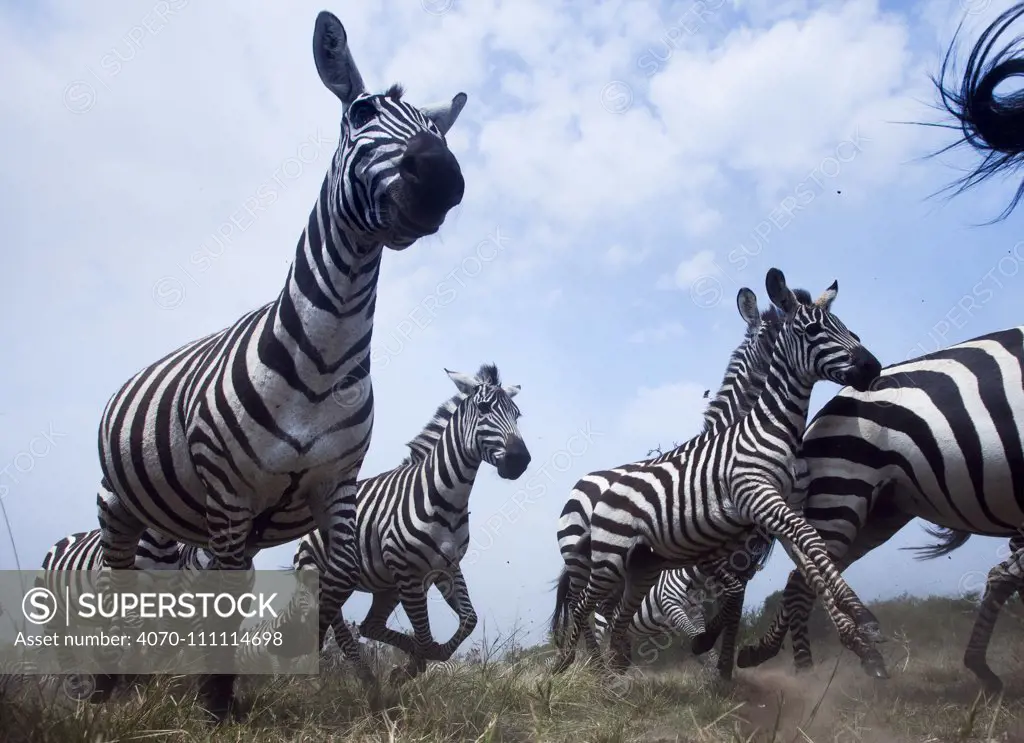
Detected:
[{"left": 18, "top": 1, "right": 1024, "bottom": 725}]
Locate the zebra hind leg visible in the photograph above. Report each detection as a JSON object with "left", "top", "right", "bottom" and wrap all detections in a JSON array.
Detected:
[
  {"left": 95, "top": 488, "right": 147, "bottom": 703},
  {"left": 357, "top": 592, "right": 423, "bottom": 686},
  {"left": 963, "top": 539, "right": 1024, "bottom": 695}
]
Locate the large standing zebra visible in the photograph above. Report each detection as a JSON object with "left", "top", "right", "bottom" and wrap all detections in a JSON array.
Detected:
[
  {"left": 735, "top": 324, "right": 1024, "bottom": 694},
  {"left": 551, "top": 268, "right": 886, "bottom": 679},
  {"left": 552, "top": 286, "right": 798, "bottom": 679},
  {"left": 293, "top": 363, "right": 530, "bottom": 683},
  {"left": 93, "top": 11, "right": 467, "bottom": 721},
  {"left": 929, "top": 0, "right": 1024, "bottom": 222}
]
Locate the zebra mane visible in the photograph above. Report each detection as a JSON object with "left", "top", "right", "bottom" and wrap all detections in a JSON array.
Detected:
[
  {"left": 385, "top": 83, "right": 404, "bottom": 101},
  {"left": 400, "top": 363, "right": 503, "bottom": 465}
]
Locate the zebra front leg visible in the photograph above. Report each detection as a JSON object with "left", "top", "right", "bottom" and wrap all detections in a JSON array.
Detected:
[
  {"left": 95, "top": 488, "right": 147, "bottom": 702},
  {"left": 743, "top": 493, "right": 887, "bottom": 679},
  {"left": 963, "top": 537, "right": 1024, "bottom": 695},
  {"left": 434, "top": 568, "right": 478, "bottom": 661},
  {"left": 396, "top": 576, "right": 447, "bottom": 663},
  {"left": 194, "top": 505, "right": 257, "bottom": 724}
]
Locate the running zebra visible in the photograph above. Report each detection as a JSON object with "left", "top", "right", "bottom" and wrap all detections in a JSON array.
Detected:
[
  {"left": 551, "top": 268, "right": 886, "bottom": 679},
  {"left": 929, "top": 0, "right": 1024, "bottom": 222},
  {"left": 735, "top": 324, "right": 1024, "bottom": 694},
  {"left": 93, "top": 11, "right": 467, "bottom": 721},
  {"left": 293, "top": 364, "right": 530, "bottom": 685},
  {"left": 553, "top": 286, "right": 799, "bottom": 679}
]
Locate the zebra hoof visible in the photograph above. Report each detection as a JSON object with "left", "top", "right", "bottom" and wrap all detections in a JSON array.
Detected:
[
  {"left": 690, "top": 632, "right": 716, "bottom": 656},
  {"left": 965, "top": 657, "right": 1003, "bottom": 696},
  {"left": 860, "top": 652, "right": 889, "bottom": 680},
  {"left": 198, "top": 674, "right": 237, "bottom": 725},
  {"left": 735, "top": 647, "right": 756, "bottom": 668}
]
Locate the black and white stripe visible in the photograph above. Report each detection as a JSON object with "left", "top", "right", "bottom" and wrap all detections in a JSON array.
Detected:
[
  {"left": 31, "top": 528, "right": 215, "bottom": 695},
  {"left": 92, "top": 11, "right": 467, "bottom": 721},
  {"left": 550, "top": 268, "right": 887, "bottom": 679},
  {"left": 293, "top": 364, "right": 530, "bottom": 684},
  {"left": 552, "top": 287, "right": 794, "bottom": 678},
  {"left": 735, "top": 325, "right": 1024, "bottom": 694}
]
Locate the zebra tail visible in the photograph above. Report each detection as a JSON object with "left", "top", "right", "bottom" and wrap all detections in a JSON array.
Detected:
[
  {"left": 901, "top": 524, "right": 972, "bottom": 561},
  {"left": 549, "top": 567, "right": 572, "bottom": 640},
  {"left": 931, "top": 0, "right": 1024, "bottom": 219}
]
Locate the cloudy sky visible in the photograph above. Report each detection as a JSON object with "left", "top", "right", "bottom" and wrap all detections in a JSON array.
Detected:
[{"left": 2, "top": 0, "right": 1023, "bottom": 652}]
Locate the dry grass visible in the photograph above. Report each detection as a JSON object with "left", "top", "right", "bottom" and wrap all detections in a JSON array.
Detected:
[{"left": 4, "top": 596, "right": 1024, "bottom": 742}]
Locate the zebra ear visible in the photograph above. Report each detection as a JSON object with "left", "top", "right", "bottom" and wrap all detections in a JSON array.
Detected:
[
  {"left": 503, "top": 384, "right": 521, "bottom": 398},
  {"left": 736, "top": 288, "right": 760, "bottom": 328},
  {"left": 765, "top": 267, "right": 798, "bottom": 317},
  {"left": 445, "top": 368, "right": 480, "bottom": 395},
  {"left": 421, "top": 93, "right": 468, "bottom": 136},
  {"left": 312, "top": 11, "right": 367, "bottom": 106},
  {"left": 815, "top": 280, "right": 838, "bottom": 311}
]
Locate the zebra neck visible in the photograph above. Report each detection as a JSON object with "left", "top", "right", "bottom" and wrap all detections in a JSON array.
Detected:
[
  {"left": 743, "top": 347, "right": 814, "bottom": 452},
  {"left": 703, "top": 357, "right": 763, "bottom": 434},
  {"left": 271, "top": 175, "right": 384, "bottom": 385},
  {"left": 421, "top": 417, "right": 482, "bottom": 512}
]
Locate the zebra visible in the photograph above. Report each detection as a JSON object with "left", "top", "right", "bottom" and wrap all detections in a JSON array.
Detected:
[
  {"left": 593, "top": 545, "right": 774, "bottom": 673},
  {"left": 552, "top": 286, "right": 802, "bottom": 679},
  {"left": 550, "top": 267, "right": 886, "bottom": 679},
  {"left": 928, "top": 0, "right": 1024, "bottom": 222},
  {"left": 92, "top": 11, "right": 467, "bottom": 721},
  {"left": 30, "top": 528, "right": 219, "bottom": 697},
  {"left": 292, "top": 363, "right": 530, "bottom": 685},
  {"left": 734, "top": 324, "right": 1024, "bottom": 695}
]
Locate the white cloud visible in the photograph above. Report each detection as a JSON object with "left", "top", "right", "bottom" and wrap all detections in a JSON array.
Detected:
[
  {"left": 602, "top": 243, "right": 650, "bottom": 270},
  {"left": 659, "top": 248, "right": 722, "bottom": 290},
  {"left": 620, "top": 380, "right": 710, "bottom": 448},
  {"left": 628, "top": 321, "right": 686, "bottom": 344}
]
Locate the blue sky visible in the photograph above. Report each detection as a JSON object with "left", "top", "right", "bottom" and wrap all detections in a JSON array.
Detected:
[{"left": 1, "top": 0, "right": 1022, "bottom": 651}]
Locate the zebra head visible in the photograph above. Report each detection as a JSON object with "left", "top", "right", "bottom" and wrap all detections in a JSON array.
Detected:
[
  {"left": 312, "top": 12, "right": 467, "bottom": 250},
  {"left": 765, "top": 267, "right": 881, "bottom": 393},
  {"left": 445, "top": 364, "right": 531, "bottom": 480}
]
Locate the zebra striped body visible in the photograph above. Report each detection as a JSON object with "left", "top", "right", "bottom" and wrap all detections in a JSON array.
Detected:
[
  {"left": 30, "top": 528, "right": 216, "bottom": 694},
  {"left": 294, "top": 364, "right": 529, "bottom": 684},
  {"left": 92, "top": 11, "right": 468, "bottom": 720},
  {"left": 593, "top": 567, "right": 716, "bottom": 668},
  {"left": 551, "top": 268, "right": 886, "bottom": 679},
  {"left": 553, "top": 287, "right": 797, "bottom": 678},
  {"left": 735, "top": 326, "right": 1024, "bottom": 694}
]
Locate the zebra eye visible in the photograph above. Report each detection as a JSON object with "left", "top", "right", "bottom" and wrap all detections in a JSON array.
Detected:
[
  {"left": 347, "top": 99, "right": 376, "bottom": 129},
  {"left": 804, "top": 321, "right": 822, "bottom": 334},
  {"left": 477, "top": 400, "right": 492, "bottom": 414}
]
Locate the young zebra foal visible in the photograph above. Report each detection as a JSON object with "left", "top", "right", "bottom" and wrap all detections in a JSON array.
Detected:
[
  {"left": 294, "top": 364, "right": 530, "bottom": 682},
  {"left": 552, "top": 268, "right": 887, "bottom": 679}
]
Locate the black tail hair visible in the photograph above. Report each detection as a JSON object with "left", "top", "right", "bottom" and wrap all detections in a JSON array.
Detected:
[
  {"left": 549, "top": 535, "right": 590, "bottom": 642},
  {"left": 928, "top": 1, "right": 1024, "bottom": 221},
  {"left": 901, "top": 524, "right": 972, "bottom": 561}
]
